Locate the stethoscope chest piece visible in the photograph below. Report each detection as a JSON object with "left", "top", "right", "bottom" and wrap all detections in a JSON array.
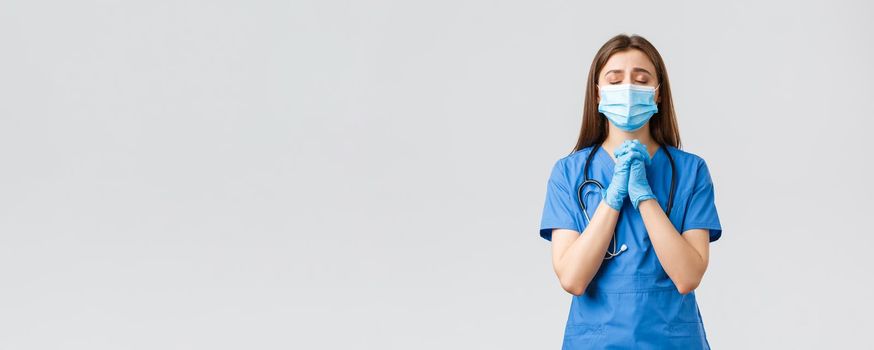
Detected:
[{"left": 605, "top": 243, "right": 628, "bottom": 259}]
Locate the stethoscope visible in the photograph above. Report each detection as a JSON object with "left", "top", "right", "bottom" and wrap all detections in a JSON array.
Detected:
[{"left": 577, "top": 142, "right": 677, "bottom": 259}]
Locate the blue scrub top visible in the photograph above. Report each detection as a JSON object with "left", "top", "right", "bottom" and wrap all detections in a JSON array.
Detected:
[{"left": 539, "top": 145, "right": 722, "bottom": 349}]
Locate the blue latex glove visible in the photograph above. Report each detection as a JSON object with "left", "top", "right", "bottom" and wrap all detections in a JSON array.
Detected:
[
  {"left": 620, "top": 140, "right": 656, "bottom": 209},
  {"left": 602, "top": 140, "right": 650, "bottom": 211}
]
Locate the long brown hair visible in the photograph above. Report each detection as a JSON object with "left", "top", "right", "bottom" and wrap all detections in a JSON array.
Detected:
[{"left": 573, "top": 34, "right": 682, "bottom": 153}]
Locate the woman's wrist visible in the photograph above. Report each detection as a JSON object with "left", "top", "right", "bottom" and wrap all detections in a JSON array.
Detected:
[
  {"left": 602, "top": 185, "right": 625, "bottom": 211},
  {"left": 632, "top": 194, "right": 656, "bottom": 209}
]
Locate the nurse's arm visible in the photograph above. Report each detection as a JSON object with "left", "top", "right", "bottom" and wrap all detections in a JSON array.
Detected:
[
  {"left": 637, "top": 199, "right": 710, "bottom": 294},
  {"left": 550, "top": 201, "right": 622, "bottom": 296}
]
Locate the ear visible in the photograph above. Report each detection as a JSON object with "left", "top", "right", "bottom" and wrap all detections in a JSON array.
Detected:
[{"left": 595, "top": 84, "right": 601, "bottom": 104}]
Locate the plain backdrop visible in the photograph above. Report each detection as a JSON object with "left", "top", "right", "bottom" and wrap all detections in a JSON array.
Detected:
[{"left": 1, "top": 0, "right": 872, "bottom": 349}]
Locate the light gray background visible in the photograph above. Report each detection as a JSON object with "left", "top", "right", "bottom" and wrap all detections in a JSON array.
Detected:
[{"left": 1, "top": 0, "right": 871, "bottom": 349}]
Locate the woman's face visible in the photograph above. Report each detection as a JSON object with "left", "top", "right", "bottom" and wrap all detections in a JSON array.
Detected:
[{"left": 596, "top": 49, "right": 660, "bottom": 104}]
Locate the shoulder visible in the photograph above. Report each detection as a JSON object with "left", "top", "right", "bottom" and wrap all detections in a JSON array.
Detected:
[
  {"left": 666, "top": 146, "right": 716, "bottom": 188},
  {"left": 556, "top": 145, "right": 596, "bottom": 170},
  {"left": 547, "top": 146, "right": 595, "bottom": 182},
  {"left": 664, "top": 145, "right": 703, "bottom": 163},
  {"left": 664, "top": 145, "right": 709, "bottom": 170}
]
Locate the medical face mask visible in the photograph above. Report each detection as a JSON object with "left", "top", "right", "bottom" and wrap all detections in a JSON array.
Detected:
[{"left": 597, "top": 83, "right": 659, "bottom": 132}]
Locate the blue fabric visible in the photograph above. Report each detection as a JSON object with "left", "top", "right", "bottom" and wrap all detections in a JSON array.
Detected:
[{"left": 538, "top": 145, "right": 722, "bottom": 349}]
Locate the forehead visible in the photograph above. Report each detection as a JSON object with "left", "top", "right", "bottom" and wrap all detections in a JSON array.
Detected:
[{"left": 600, "top": 49, "right": 657, "bottom": 76}]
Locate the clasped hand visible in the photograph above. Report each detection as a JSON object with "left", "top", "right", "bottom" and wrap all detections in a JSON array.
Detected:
[{"left": 602, "top": 139, "right": 657, "bottom": 211}]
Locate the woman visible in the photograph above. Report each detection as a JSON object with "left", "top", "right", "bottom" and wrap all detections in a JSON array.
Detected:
[{"left": 538, "top": 34, "right": 723, "bottom": 349}]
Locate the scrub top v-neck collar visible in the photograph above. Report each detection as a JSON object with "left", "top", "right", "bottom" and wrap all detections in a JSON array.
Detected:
[{"left": 595, "top": 143, "right": 665, "bottom": 167}]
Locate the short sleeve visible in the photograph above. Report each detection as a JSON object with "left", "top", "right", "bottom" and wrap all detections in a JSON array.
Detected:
[
  {"left": 539, "top": 159, "right": 581, "bottom": 241},
  {"left": 681, "top": 159, "right": 723, "bottom": 242}
]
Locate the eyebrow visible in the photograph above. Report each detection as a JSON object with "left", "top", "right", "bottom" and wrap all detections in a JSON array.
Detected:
[{"left": 604, "top": 67, "right": 654, "bottom": 77}]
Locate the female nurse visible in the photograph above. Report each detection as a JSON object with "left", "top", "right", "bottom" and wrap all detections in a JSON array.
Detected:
[{"left": 539, "top": 34, "right": 723, "bottom": 349}]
